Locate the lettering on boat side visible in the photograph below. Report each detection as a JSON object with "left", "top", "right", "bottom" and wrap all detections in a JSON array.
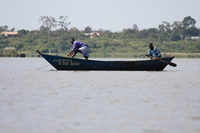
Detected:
[
  {"left": 62, "top": 59, "right": 73, "bottom": 62},
  {"left": 53, "top": 59, "right": 73, "bottom": 62},
  {"left": 53, "top": 59, "right": 79, "bottom": 66},
  {"left": 53, "top": 59, "right": 62, "bottom": 62},
  {"left": 70, "top": 62, "right": 79, "bottom": 65},
  {"left": 58, "top": 62, "right": 69, "bottom": 65}
]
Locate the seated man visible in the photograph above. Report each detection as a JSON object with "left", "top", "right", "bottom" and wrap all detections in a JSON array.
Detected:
[
  {"left": 146, "top": 43, "right": 161, "bottom": 59},
  {"left": 67, "top": 38, "right": 89, "bottom": 60}
]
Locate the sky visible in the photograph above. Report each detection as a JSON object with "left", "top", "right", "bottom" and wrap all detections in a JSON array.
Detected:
[{"left": 1, "top": 0, "right": 200, "bottom": 32}]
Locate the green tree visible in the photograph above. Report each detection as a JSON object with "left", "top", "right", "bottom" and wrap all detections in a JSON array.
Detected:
[
  {"left": 171, "top": 21, "right": 184, "bottom": 40},
  {"left": 183, "top": 27, "right": 200, "bottom": 36},
  {"left": 69, "top": 27, "right": 80, "bottom": 36},
  {"left": 135, "top": 29, "right": 148, "bottom": 39},
  {"left": 133, "top": 23, "right": 139, "bottom": 32},
  {"left": 182, "top": 16, "right": 196, "bottom": 29},
  {"left": 84, "top": 26, "right": 92, "bottom": 33},
  {"left": 121, "top": 28, "right": 135, "bottom": 39},
  {"left": 0, "top": 25, "right": 8, "bottom": 32},
  {"left": 38, "top": 16, "right": 57, "bottom": 33},
  {"left": 11, "top": 50, "right": 18, "bottom": 57},
  {"left": 158, "top": 21, "right": 171, "bottom": 41},
  {"left": 147, "top": 28, "right": 158, "bottom": 39},
  {"left": 18, "top": 29, "right": 29, "bottom": 36},
  {"left": 11, "top": 28, "right": 15, "bottom": 31},
  {"left": 57, "top": 16, "right": 70, "bottom": 30}
]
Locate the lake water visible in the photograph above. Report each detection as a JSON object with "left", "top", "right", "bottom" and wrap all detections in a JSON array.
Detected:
[{"left": 0, "top": 58, "right": 200, "bottom": 133}]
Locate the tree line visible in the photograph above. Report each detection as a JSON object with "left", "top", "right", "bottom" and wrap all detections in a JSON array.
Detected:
[{"left": 0, "top": 16, "right": 200, "bottom": 58}]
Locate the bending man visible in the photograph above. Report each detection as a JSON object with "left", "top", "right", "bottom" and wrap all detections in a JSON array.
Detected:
[{"left": 68, "top": 38, "right": 89, "bottom": 60}]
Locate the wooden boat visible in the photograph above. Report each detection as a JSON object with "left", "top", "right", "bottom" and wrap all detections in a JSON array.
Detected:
[{"left": 36, "top": 50, "right": 175, "bottom": 71}]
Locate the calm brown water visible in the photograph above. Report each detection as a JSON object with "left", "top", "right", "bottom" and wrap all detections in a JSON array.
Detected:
[{"left": 0, "top": 58, "right": 200, "bottom": 133}]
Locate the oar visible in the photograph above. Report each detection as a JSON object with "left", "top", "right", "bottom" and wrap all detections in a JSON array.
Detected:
[{"left": 146, "top": 55, "right": 177, "bottom": 67}]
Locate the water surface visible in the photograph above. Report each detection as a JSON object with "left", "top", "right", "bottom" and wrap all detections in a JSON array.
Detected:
[{"left": 0, "top": 58, "right": 200, "bottom": 133}]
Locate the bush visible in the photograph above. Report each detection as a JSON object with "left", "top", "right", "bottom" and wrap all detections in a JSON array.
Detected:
[{"left": 41, "top": 48, "right": 49, "bottom": 53}]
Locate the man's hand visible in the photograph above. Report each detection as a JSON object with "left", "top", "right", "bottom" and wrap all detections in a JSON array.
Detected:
[
  {"left": 146, "top": 54, "right": 150, "bottom": 57},
  {"left": 67, "top": 51, "right": 74, "bottom": 57}
]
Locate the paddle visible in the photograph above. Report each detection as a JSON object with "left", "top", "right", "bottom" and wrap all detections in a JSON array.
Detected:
[{"left": 146, "top": 55, "right": 177, "bottom": 67}]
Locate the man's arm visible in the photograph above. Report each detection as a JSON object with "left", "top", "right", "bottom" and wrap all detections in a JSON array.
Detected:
[
  {"left": 67, "top": 50, "right": 81, "bottom": 58},
  {"left": 71, "top": 49, "right": 83, "bottom": 58},
  {"left": 146, "top": 54, "right": 150, "bottom": 57},
  {"left": 71, "top": 52, "right": 76, "bottom": 58},
  {"left": 146, "top": 49, "right": 151, "bottom": 57},
  {"left": 156, "top": 48, "right": 161, "bottom": 57}
]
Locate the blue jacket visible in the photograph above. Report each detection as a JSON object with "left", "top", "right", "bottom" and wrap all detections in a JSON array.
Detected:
[
  {"left": 147, "top": 47, "right": 161, "bottom": 58},
  {"left": 72, "top": 41, "right": 88, "bottom": 51}
]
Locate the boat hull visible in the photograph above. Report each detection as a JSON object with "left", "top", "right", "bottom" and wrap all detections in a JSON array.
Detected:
[{"left": 40, "top": 54, "right": 174, "bottom": 71}]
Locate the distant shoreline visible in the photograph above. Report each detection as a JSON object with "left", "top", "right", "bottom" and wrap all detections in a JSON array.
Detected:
[
  {"left": 1, "top": 52, "right": 200, "bottom": 58},
  {"left": 163, "top": 53, "right": 200, "bottom": 58}
]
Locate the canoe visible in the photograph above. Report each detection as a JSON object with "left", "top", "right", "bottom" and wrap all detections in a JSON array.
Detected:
[{"left": 36, "top": 50, "right": 175, "bottom": 71}]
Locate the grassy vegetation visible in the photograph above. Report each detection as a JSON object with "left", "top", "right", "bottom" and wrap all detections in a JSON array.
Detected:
[{"left": 0, "top": 30, "right": 200, "bottom": 58}]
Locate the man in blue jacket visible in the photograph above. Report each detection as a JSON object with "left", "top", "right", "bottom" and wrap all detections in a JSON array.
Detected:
[
  {"left": 67, "top": 38, "right": 89, "bottom": 60},
  {"left": 146, "top": 43, "right": 161, "bottom": 59}
]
